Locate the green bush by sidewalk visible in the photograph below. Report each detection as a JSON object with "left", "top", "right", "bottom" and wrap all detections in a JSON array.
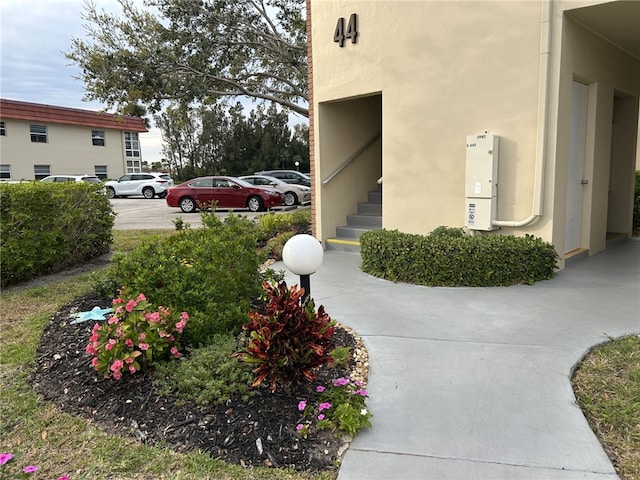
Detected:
[
  {"left": 0, "top": 182, "right": 114, "bottom": 287},
  {"left": 360, "top": 227, "right": 558, "bottom": 286}
]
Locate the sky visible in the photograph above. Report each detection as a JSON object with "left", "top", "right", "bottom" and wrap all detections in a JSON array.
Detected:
[{"left": 0, "top": 0, "right": 163, "bottom": 165}]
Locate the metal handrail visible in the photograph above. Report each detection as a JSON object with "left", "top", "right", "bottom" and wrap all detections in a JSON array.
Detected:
[{"left": 322, "top": 131, "right": 381, "bottom": 185}]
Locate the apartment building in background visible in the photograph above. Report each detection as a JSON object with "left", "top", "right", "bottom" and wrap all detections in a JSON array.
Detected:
[{"left": 0, "top": 98, "right": 148, "bottom": 181}]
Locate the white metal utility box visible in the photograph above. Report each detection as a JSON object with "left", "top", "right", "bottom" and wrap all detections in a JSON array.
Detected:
[{"left": 465, "top": 133, "right": 499, "bottom": 231}]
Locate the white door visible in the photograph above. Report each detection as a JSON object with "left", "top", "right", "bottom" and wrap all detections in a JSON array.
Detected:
[{"left": 565, "top": 81, "right": 588, "bottom": 253}]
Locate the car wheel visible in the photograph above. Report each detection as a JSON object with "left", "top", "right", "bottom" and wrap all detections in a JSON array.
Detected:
[
  {"left": 284, "top": 191, "right": 298, "bottom": 206},
  {"left": 107, "top": 187, "right": 116, "bottom": 199},
  {"left": 247, "top": 196, "right": 263, "bottom": 212},
  {"left": 142, "top": 187, "right": 155, "bottom": 199},
  {"left": 179, "top": 197, "right": 196, "bottom": 213}
]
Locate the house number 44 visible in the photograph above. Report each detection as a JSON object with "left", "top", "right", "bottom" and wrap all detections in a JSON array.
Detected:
[{"left": 334, "top": 14, "right": 358, "bottom": 47}]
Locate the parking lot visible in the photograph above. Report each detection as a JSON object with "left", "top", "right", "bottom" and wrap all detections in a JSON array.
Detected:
[{"left": 110, "top": 197, "right": 307, "bottom": 230}]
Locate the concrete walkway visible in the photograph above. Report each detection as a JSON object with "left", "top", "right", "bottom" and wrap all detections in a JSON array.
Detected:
[{"left": 279, "top": 238, "right": 640, "bottom": 480}]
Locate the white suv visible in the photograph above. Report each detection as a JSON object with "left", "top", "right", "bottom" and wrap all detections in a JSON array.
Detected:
[{"left": 105, "top": 173, "right": 174, "bottom": 199}]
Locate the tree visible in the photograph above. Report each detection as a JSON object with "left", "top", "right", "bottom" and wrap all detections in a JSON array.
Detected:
[
  {"left": 67, "top": 0, "right": 308, "bottom": 117},
  {"left": 155, "top": 101, "right": 307, "bottom": 181}
]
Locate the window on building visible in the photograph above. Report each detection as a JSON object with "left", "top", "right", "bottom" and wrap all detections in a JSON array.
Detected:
[
  {"left": 94, "top": 165, "right": 108, "bottom": 179},
  {"left": 0, "top": 164, "right": 11, "bottom": 179},
  {"left": 30, "top": 124, "right": 47, "bottom": 143},
  {"left": 124, "top": 131, "right": 140, "bottom": 158},
  {"left": 92, "top": 130, "right": 105, "bottom": 146},
  {"left": 34, "top": 165, "right": 51, "bottom": 180},
  {"left": 125, "top": 159, "right": 142, "bottom": 173},
  {"left": 0, "top": 122, "right": 6, "bottom": 136}
]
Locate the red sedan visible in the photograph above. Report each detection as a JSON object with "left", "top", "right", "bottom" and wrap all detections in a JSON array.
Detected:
[{"left": 166, "top": 176, "right": 284, "bottom": 213}]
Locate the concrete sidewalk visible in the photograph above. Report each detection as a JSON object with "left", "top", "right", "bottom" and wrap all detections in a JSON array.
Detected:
[{"left": 279, "top": 239, "right": 640, "bottom": 479}]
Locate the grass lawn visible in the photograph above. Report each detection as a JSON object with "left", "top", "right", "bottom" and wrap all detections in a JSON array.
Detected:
[
  {"left": 0, "top": 230, "right": 333, "bottom": 480},
  {"left": 572, "top": 335, "right": 640, "bottom": 480}
]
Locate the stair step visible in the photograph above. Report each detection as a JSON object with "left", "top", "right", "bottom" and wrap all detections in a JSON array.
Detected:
[
  {"left": 325, "top": 237, "right": 361, "bottom": 253},
  {"left": 335, "top": 225, "right": 381, "bottom": 239},
  {"left": 346, "top": 213, "right": 382, "bottom": 228},
  {"left": 367, "top": 190, "right": 382, "bottom": 204},
  {"left": 357, "top": 202, "right": 382, "bottom": 216}
]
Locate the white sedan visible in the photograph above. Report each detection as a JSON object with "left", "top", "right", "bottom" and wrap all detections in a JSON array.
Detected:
[{"left": 239, "top": 175, "right": 311, "bottom": 206}]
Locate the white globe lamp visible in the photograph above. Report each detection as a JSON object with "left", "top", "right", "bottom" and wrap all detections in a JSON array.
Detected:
[{"left": 282, "top": 234, "right": 324, "bottom": 302}]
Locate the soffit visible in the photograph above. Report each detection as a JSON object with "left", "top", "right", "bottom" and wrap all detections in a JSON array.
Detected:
[{"left": 565, "top": 1, "right": 640, "bottom": 61}]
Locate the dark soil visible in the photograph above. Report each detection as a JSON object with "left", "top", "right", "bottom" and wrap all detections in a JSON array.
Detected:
[{"left": 31, "top": 292, "right": 361, "bottom": 474}]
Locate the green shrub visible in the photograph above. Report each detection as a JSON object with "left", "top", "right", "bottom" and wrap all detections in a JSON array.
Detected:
[
  {"left": 109, "top": 212, "right": 268, "bottom": 346},
  {"left": 236, "top": 281, "right": 336, "bottom": 392},
  {"left": 0, "top": 182, "right": 114, "bottom": 287},
  {"left": 261, "top": 230, "right": 296, "bottom": 260},
  {"left": 154, "top": 334, "right": 254, "bottom": 406},
  {"left": 634, "top": 170, "right": 640, "bottom": 233},
  {"left": 360, "top": 228, "right": 558, "bottom": 286},
  {"left": 257, "top": 209, "right": 311, "bottom": 242}
]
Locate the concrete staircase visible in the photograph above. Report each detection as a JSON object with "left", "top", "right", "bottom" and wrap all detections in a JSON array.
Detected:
[{"left": 325, "top": 187, "right": 382, "bottom": 252}]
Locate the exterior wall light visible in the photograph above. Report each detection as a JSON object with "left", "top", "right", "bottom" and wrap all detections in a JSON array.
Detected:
[{"left": 282, "top": 234, "right": 324, "bottom": 303}]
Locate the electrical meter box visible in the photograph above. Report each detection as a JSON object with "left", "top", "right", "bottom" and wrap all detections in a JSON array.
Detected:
[{"left": 465, "top": 133, "right": 499, "bottom": 231}]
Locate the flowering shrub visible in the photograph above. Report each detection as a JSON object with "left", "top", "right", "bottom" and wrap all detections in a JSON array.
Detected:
[
  {"left": 296, "top": 376, "right": 373, "bottom": 438},
  {"left": 85, "top": 293, "right": 188, "bottom": 379},
  {"left": 0, "top": 453, "right": 69, "bottom": 479},
  {"left": 236, "top": 281, "right": 335, "bottom": 392}
]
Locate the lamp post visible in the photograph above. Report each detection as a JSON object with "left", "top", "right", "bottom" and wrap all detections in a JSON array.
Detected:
[
  {"left": 295, "top": 160, "right": 300, "bottom": 171},
  {"left": 282, "top": 234, "right": 324, "bottom": 304}
]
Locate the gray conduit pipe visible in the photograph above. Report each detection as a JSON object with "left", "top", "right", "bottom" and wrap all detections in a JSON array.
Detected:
[{"left": 493, "top": 0, "right": 551, "bottom": 228}]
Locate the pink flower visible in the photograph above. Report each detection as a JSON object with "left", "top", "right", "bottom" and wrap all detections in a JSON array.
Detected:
[
  {"left": 136, "top": 293, "right": 146, "bottom": 301},
  {"left": 125, "top": 300, "right": 137, "bottom": 312},
  {"left": 92, "top": 323, "right": 101, "bottom": 332},
  {"left": 298, "top": 400, "right": 307, "bottom": 411},
  {"left": 0, "top": 453, "right": 13, "bottom": 465},
  {"left": 125, "top": 357, "right": 134, "bottom": 364},
  {"left": 170, "top": 346, "right": 180, "bottom": 358},
  {"left": 129, "top": 365, "right": 137, "bottom": 374},
  {"left": 318, "top": 402, "right": 332, "bottom": 411},
  {"left": 333, "top": 377, "right": 350, "bottom": 387},
  {"left": 296, "top": 424, "right": 304, "bottom": 431},
  {"left": 355, "top": 380, "right": 364, "bottom": 387},
  {"left": 89, "top": 333, "right": 99, "bottom": 342},
  {"left": 91, "top": 357, "right": 99, "bottom": 367},
  {"left": 315, "top": 385, "right": 325, "bottom": 393},
  {"left": 138, "top": 333, "right": 146, "bottom": 340},
  {"left": 115, "top": 306, "right": 123, "bottom": 315},
  {"left": 175, "top": 319, "right": 187, "bottom": 333},
  {"left": 104, "top": 342, "right": 114, "bottom": 351},
  {"left": 110, "top": 359, "right": 124, "bottom": 372},
  {"left": 317, "top": 414, "right": 325, "bottom": 420},
  {"left": 139, "top": 342, "right": 149, "bottom": 351},
  {"left": 23, "top": 465, "right": 38, "bottom": 473},
  {"left": 113, "top": 297, "right": 124, "bottom": 305},
  {"left": 125, "top": 339, "right": 134, "bottom": 348},
  {"left": 85, "top": 344, "right": 97, "bottom": 355},
  {"left": 354, "top": 389, "right": 368, "bottom": 396},
  {"left": 113, "top": 371, "right": 122, "bottom": 380},
  {"left": 181, "top": 312, "right": 189, "bottom": 321},
  {"left": 107, "top": 316, "right": 119, "bottom": 325},
  {"left": 57, "top": 476, "right": 71, "bottom": 480},
  {"left": 145, "top": 312, "right": 161, "bottom": 323}
]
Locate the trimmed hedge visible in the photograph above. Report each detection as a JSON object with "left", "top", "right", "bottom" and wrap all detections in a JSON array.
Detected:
[
  {"left": 360, "top": 228, "right": 559, "bottom": 286},
  {"left": 0, "top": 182, "right": 114, "bottom": 287}
]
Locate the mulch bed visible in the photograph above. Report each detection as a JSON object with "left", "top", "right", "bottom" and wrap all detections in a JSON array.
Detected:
[{"left": 31, "top": 292, "right": 365, "bottom": 474}]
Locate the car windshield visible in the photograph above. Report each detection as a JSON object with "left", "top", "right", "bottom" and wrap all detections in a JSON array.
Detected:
[{"left": 232, "top": 178, "right": 254, "bottom": 188}]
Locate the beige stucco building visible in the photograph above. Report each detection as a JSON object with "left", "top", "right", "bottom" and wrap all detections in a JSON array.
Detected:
[
  {"left": 308, "top": 0, "right": 639, "bottom": 268},
  {"left": 0, "top": 99, "right": 148, "bottom": 181}
]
